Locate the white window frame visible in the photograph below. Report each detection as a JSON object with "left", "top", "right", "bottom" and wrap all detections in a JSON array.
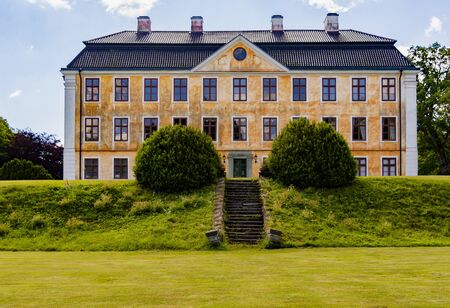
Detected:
[
  {"left": 83, "top": 156, "right": 100, "bottom": 180},
  {"left": 83, "top": 116, "right": 101, "bottom": 143},
  {"left": 202, "top": 116, "right": 219, "bottom": 143},
  {"left": 320, "top": 76, "right": 338, "bottom": 103},
  {"left": 291, "top": 76, "right": 309, "bottom": 102},
  {"left": 113, "top": 77, "right": 130, "bottom": 103},
  {"left": 83, "top": 76, "right": 101, "bottom": 103},
  {"left": 380, "top": 76, "right": 399, "bottom": 103},
  {"left": 231, "top": 76, "right": 248, "bottom": 102},
  {"left": 261, "top": 76, "right": 279, "bottom": 103},
  {"left": 201, "top": 77, "right": 219, "bottom": 103},
  {"left": 351, "top": 116, "right": 369, "bottom": 143},
  {"left": 261, "top": 116, "right": 279, "bottom": 142},
  {"left": 354, "top": 156, "right": 369, "bottom": 176},
  {"left": 350, "top": 76, "right": 368, "bottom": 103},
  {"left": 321, "top": 115, "right": 339, "bottom": 131},
  {"left": 112, "top": 157, "right": 130, "bottom": 180},
  {"left": 380, "top": 156, "right": 398, "bottom": 176},
  {"left": 112, "top": 116, "right": 130, "bottom": 144},
  {"left": 172, "top": 76, "right": 189, "bottom": 103},
  {"left": 380, "top": 116, "right": 398, "bottom": 143},
  {"left": 142, "top": 116, "right": 160, "bottom": 142},
  {"left": 171, "top": 116, "right": 189, "bottom": 126},
  {"left": 142, "top": 76, "right": 160, "bottom": 104},
  {"left": 231, "top": 116, "right": 249, "bottom": 142}
]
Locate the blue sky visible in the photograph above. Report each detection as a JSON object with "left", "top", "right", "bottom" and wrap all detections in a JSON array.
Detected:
[{"left": 0, "top": 0, "right": 448, "bottom": 144}]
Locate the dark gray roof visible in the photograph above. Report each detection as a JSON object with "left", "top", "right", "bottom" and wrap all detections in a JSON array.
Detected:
[
  {"left": 64, "top": 29, "right": 417, "bottom": 71},
  {"left": 84, "top": 30, "right": 396, "bottom": 45}
]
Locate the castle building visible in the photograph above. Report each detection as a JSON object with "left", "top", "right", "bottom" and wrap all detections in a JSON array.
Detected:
[{"left": 61, "top": 14, "right": 418, "bottom": 180}]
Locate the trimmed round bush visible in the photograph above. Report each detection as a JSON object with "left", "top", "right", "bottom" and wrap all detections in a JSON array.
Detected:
[
  {"left": 134, "top": 125, "right": 222, "bottom": 192},
  {"left": 0, "top": 158, "right": 53, "bottom": 180},
  {"left": 268, "top": 118, "right": 356, "bottom": 188}
]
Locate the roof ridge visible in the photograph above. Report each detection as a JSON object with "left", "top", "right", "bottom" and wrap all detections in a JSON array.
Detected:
[{"left": 347, "top": 29, "right": 396, "bottom": 43}]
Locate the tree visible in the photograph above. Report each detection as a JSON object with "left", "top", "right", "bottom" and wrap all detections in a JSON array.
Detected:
[
  {"left": 8, "top": 130, "right": 64, "bottom": 179},
  {"left": 409, "top": 43, "right": 450, "bottom": 175},
  {"left": 0, "top": 159, "right": 53, "bottom": 180},
  {"left": 0, "top": 117, "right": 13, "bottom": 166},
  {"left": 268, "top": 118, "right": 356, "bottom": 188},
  {"left": 134, "top": 125, "right": 222, "bottom": 192}
]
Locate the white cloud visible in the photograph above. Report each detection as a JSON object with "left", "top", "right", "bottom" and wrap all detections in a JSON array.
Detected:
[
  {"left": 306, "top": 0, "right": 363, "bottom": 13},
  {"left": 425, "top": 16, "right": 443, "bottom": 36},
  {"left": 26, "top": 0, "right": 72, "bottom": 10},
  {"left": 9, "top": 90, "right": 23, "bottom": 99},
  {"left": 396, "top": 45, "right": 410, "bottom": 57},
  {"left": 100, "top": 0, "right": 159, "bottom": 17}
]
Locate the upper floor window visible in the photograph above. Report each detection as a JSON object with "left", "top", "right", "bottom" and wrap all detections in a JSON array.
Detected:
[
  {"left": 233, "top": 117, "right": 247, "bottom": 141},
  {"left": 84, "top": 158, "right": 99, "bottom": 180},
  {"left": 382, "top": 117, "right": 397, "bottom": 141},
  {"left": 143, "top": 117, "right": 158, "bottom": 140},
  {"left": 352, "top": 117, "right": 367, "bottom": 141},
  {"left": 263, "top": 117, "right": 277, "bottom": 141},
  {"left": 263, "top": 78, "right": 277, "bottom": 101},
  {"left": 114, "top": 78, "right": 129, "bottom": 102},
  {"left": 85, "top": 78, "right": 99, "bottom": 102},
  {"left": 203, "top": 78, "right": 217, "bottom": 101},
  {"left": 203, "top": 118, "right": 217, "bottom": 141},
  {"left": 85, "top": 117, "right": 99, "bottom": 142},
  {"left": 382, "top": 157, "right": 397, "bottom": 176},
  {"left": 144, "top": 78, "right": 158, "bottom": 102},
  {"left": 173, "top": 78, "right": 188, "bottom": 101},
  {"left": 233, "top": 78, "right": 247, "bottom": 101},
  {"left": 114, "top": 158, "right": 128, "bottom": 179},
  {"left": 352, "top": 78, "right": 366, "bottom": 101},
  {"left": 322, "top": 117, "right": 337, "bottom": 130},
  {"left": 382, "top": 78, "right": 396, "bottom": 101},
  {"left": 322, "top": 78, "right": 336, "bottom": 101},
  {"left": 355, "top": 158, "right": 367, "bottom": 176},
  {"left": 114, "top": 118, "right": 128, "bottom": 142},
  {"left": 292, "top": 78, "right": 307, "bottom": 101},
  {"left": 173, "top": 117, "right": 187, "bottom": 126}
]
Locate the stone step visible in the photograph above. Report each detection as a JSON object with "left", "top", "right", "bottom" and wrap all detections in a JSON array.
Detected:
[{"left": 226, "top": 228, "right": 264, "bottom": 234}]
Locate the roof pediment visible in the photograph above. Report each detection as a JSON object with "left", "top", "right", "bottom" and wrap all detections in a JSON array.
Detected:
[{"left": 192, "top": 35, "right": 289, "bottom": 72}]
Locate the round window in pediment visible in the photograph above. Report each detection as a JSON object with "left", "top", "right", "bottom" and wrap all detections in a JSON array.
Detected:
[{"left": 233, "top": 47, "right": 247, "bottom": 61}]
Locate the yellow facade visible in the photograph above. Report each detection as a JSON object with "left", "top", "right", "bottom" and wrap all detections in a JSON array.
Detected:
[{"left": 73, "top": 41, "right": 406, "bottom": 179}]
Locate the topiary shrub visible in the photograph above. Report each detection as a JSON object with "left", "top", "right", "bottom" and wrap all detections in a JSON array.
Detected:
[
  {"left": 268, "top": 118, "right": 356, "bottom": 188},
  {"left": 0, "top": 158, "right": 53, "bottom": 180},
  {"left": 134, "top": 125, "right": 222, "bottom": 192}
]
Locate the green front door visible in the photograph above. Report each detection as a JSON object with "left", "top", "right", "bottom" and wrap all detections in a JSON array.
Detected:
[{"left": 233, "top": 159, "right": 247, "bottom": 178}]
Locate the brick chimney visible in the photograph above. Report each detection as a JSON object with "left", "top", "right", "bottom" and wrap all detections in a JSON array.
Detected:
[
  {"left": 324, "top": 13, "right": 339, "bottom": 33},
  {"left": 137, "top": 16, "right": 151, "bottom": 33},
  {"left": 271, "top": 15, "right": 284, "bottom": 32},
  {"left": 191, "top": 16, "right": 204, "bottom": 33}
]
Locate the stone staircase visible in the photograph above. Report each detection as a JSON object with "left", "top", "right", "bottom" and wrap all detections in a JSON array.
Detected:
[{"left": 224, "top": 179, "right": 264, "bottom": 244}]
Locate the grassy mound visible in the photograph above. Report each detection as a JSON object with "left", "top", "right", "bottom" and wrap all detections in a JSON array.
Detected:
[
  {"left": 0, "top": 181, "right": 214, "bottom": 251},
  {"left": 261, "top": 177, "right": 450, "bottom": 247}
]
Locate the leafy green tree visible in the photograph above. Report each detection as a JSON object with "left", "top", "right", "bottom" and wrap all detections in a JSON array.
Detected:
[
  {"left": 409, "top": 43, "right": 450, "bottom": 175},
  {"left": 0, "top": 158, "right": 53, "bottom": 180},
  {"left": 0, "top": 117, "right": 13, "bottom": 166}
]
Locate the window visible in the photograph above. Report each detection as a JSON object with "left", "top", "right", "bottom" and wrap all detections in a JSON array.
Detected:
[
  {"left": 352, "top": 78, "right": 366, "bottom": 101},
  {"left": 85, "top": 78, "right": 99, "bottom": 102},
  {"left": 382, "top": 117, "right": 397, "bottom": 141},
  {"left": 233, "top": 78, "right": 247, "bottom": 101},
  {"left": 144, "top": 78, "right": 158, "bottom": 101},
  {"left": 143, "top": 118, "right": 158, "bottom": 140},
  {"left": 293, "top": 78, "right": 307, "bottom": 101},
  {"left": 174, "top": 78, "right": 188, "bottom": 101},
  {"left": 355, "top": 158, "right": 367, "bottom": 176},
  {"left": 292, "top": 116, "right": 307, "bottom": 121},
  {"left": 382, "top": 78, "right": 396, "bottom": 101},
  {"left": 84, "top": 158, "right": 98, "bottom": 179},
  {"left": 322, "top": 117, "right": 337, "bottom": 130},
  {"left": 203, "top": 118, "right": 217, "bottom": 141},
  {"left": 233, "top": 118, "right": 247, "bottom": 141},
  {"left": 382, "top": 158, "right": 397, "bottom": 176},
  {"left": 85, "top": 117, "right": 99, "bottom": 142},
  {"left": 263, "top": 78, "right": 277, "bottom": 101},
  {"left": 263, "top": 118, "right": 277, "bottom": 141},
  {"left": 322, "top": 78, "right": 336, "bottom": 101},
  {"left": 203, "top": 78, "right": 217, "bottom": 101},
  {"left": 352, "top": 117, "right": 367, "bottom": 141},
  {"left": 114, "top": 118, "right": 128, "bottom": 142},
  {"left": 173, "top": 117, "right": 187, "bottom": 126},
  {"left": 114, "top": 158, "right": 128, "bottom": 179},
  {"left": 114, "top": 78, "right": 129, "bottom": 102}
]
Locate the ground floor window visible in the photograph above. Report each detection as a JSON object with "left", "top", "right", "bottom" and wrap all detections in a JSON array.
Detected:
[
  {"left": 173, "top": 117, "right": 187, "bottom": 126},
  {"left": 382, "top": 157, "right": 397, "bottom": 176},
  {"left": 355, "top": 157, "right": 367, "bottom": 176},
  {"left": 203, "top": 118, "right": 217, "bottom": 141},
  {"left": 322, "top": 117, "right": 337, "bottom": 130},
  {"left": 84, "top": 158, "right": 98, "bottom": 179},
  {"left": 114, "top": 158, "right": 128, "bottom": 179}
]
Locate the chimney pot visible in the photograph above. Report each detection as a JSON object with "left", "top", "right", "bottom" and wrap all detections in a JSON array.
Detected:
[
  {"left": 271, "top": 15, "right": 284, "bottom": 32},
  {"left": 324, "top": 13, "right": 339, "bottom": 33},
  {"left": 137, "top": 16, "right": 151, "bottom": 33},
  {"left": 191, "top": 16, "right": 204, "bottom": 33}
]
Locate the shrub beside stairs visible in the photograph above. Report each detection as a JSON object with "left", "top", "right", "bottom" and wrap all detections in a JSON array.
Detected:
[{"left": 223, "top": 179, "right": 265, "bottom": 244}]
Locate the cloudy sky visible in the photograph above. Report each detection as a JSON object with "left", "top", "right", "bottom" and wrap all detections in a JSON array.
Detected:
[{"left": 0, "top": 0, "right": 448, "bottom": 143}]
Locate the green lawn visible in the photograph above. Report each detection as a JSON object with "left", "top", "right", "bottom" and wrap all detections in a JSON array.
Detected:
[{"left": 0, "top": 248, "right": 449, "bottom": 307}]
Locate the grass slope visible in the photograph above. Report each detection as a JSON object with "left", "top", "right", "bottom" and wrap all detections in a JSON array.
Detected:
[
  {"left": 262, "top": 177, "right": 450, "bottom": 247},
  {"left": 0, "top": 248, "right": 449, "bottom": 307},
  {"left": 0, "top": 180, "right": 214, "bottom": 251}
]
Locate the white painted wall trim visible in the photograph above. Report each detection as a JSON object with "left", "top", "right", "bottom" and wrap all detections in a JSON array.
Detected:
[
  {"left": 62, "top": 73, "right": 76, "bottom": 180},
  {"left": 404, "top": 72, "right": 418, "bottom": 175}
]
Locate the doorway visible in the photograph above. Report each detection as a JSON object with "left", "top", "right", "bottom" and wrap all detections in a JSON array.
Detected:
[{"left": 233, "top": 158, "right": 247, "bottom": 178}]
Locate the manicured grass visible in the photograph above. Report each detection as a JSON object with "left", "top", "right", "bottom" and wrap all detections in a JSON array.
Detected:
[
  {"left": 262, "top": 176, "right": 450, "bottom": 247},
  {"left": 0, "top": 180, "right": 215, "bottom": 251},
  {"left": 0, "top": 248, "right": 449, "bottom": 307}
]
